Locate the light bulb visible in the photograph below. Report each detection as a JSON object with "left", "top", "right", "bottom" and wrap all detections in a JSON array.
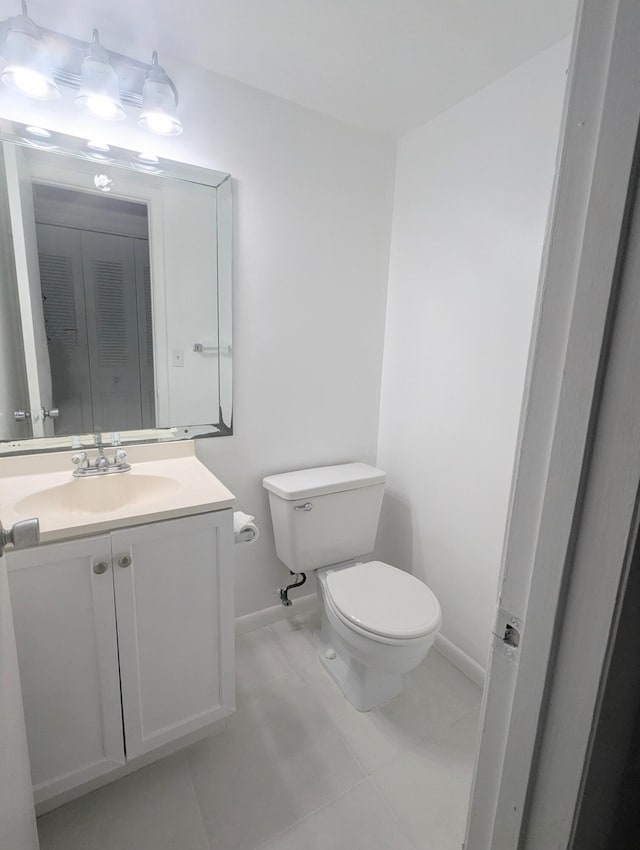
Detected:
[
  {"left": 75, "top": 30, "right": 125, "bottom": 122},
  {"left": 0, "top": 7, "right": 60, "bottom": 101},
  {"left": 138, "top": 51, "right": 183, "bottom": 136},
  {"left": 85, "top": 93, "right": 123, "bottom": 120},
  {"left": 141, "top": 112, "right": 176, "bottom": 135},
  {"left": 11, "top": 68, "right": 49, "bottom": 97}
]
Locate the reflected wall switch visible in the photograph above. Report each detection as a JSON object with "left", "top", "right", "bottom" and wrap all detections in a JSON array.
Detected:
[{"left": 172, "top": 348, "right": 185, "bottom": 367}]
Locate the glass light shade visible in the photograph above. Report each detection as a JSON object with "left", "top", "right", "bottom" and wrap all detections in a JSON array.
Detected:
[
  {"left": 138, "top": 54, "right": 183, "bottom": 136},
  {"left": 75, "top": 34, "right": 125, "bottom": 121},
  {"left": 0, "top": 13, "right": 60, "bottom": 100}
]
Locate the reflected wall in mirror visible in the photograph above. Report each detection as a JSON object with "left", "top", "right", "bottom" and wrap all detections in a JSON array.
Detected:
[{"left": 0, "top": 123, "right": 232, "bottom": 452}]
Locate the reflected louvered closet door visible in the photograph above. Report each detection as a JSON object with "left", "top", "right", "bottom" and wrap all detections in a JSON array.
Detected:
[
  {"left": 81, "top": 231, "right": 144, "bottom": 431},
  {"left": 36, "top": 223, "right": 93, "bottom": 435},
  {"left": 134, "top": 238, "right": 156, "bottom": 429}
]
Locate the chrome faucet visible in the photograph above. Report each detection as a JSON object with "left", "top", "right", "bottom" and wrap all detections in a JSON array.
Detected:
[
  {"left": 72, "top": 433, "right": 131, "bottom": 477},
  {"left": 93, "top": 433, "right": 111, "bottom": 471}
]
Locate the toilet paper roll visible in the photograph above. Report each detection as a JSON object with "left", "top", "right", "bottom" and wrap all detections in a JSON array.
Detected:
[{"left": 233, "top": 511, "right": 260, "bottom": 545}]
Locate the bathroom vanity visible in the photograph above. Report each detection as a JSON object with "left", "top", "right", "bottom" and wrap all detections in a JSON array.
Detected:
[
  {"left": 0, "top": 107, "right": 237, "bottom": 816},
  {"left": 0, "top": 442, "right": 235, "bottom": 813}
]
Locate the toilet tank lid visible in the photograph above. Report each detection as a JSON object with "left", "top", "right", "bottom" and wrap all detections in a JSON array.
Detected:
[{"left": 263, "top": 462, "right": 385, "bottom": 500}]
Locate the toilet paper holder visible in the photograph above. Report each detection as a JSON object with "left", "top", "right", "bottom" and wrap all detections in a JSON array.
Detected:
[
  {"left": 233, "top": 511, "right": 260, "bottom": 545},
  {"left": 234, "top": 528, "right": 257, "bottom": 544}
]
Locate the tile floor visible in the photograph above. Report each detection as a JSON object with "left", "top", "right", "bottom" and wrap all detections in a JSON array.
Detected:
[{"left": 37, "top": 610, "right": 482, "bottom": 850}]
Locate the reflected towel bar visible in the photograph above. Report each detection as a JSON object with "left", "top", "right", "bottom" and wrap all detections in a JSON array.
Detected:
[{"left": 193, "top": 343, "right": 232, "bottom": 354}]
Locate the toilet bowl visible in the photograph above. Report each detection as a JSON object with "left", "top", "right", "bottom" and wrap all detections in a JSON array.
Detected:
[
  {"left": 263, "top": 462, "right": 442, "bottom": 711},
  {"left": 316, "top": 561, "right": 441, "bottom": 711}
]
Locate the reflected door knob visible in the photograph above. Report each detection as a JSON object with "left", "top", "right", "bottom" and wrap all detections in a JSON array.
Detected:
[
  {"left": 13, "top": 410, "right": 31, "bottom": 421},
  {"left": 0, "top": 517, "right": 40, "bottom": 557}
]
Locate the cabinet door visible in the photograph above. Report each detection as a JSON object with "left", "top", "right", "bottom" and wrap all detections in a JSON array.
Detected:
[
  {"left": 112, "top": 511, "right": 234, "bottom": 759},
  {"left": 7, "top": 536, "right": 125, "bottom": 804}
]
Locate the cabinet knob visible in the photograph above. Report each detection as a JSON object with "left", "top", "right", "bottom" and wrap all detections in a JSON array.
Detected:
[
  {"left": 118, "top": 554, "right": 132, "bottom": 568},
  {"left": 93, "top": 561, "right": 109, "bottom": 575}
]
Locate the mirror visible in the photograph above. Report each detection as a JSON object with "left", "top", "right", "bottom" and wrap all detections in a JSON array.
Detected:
[{"left": 0, "top": 121, "right": 232, "bottom": 453}]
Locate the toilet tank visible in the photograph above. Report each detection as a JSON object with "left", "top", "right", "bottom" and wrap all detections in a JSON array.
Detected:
[{"left": 263, "top": 463, "right": 386, "bottom": 572}]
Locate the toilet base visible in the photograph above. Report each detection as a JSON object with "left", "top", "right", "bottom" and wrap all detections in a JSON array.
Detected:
[{"left": 313, "top": 627, "right": 403, "bottom": 712}]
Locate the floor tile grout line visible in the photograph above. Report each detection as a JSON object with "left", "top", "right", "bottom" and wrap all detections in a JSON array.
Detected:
[
  {"left": 363, "top": 700, "right": 482, "bottom": 794},
  {"left": 187, "top": 660, "right": 367, "bottom": 850},
  {"left": 238, "top": 624, "right": 297, "bottom": 672},
  {"left": 234, "top": 668, "right": 305, "bottom": 713},
  {"left": 288, "top": 662, "right": 374, "bottom": 776},
  {"left": 185, "top": 751, "right": 215, "bottom": 850},
  {"left": 265, "top": 619, "right": 374, "bottom": 772},
  {"left": 269, "top": 618, "right": 483, "bottom": 773},
  {"left": 366, "top": 776, "right": 424, "bottom": 850},
  {"left": 235, "top": 666, "right": 302, "bottom": 708},
  {"left": 270, "top": 621, "right": 427, "bottom": 777},
  {"left": 265, "top": 623, "right": 300, "bottom": 673},
  {"left": 249, "top": 777, "right": 371, "bottom": 850},
  {"left": 267, "top": 621, "right": 317, "bottom": 673},
  {"left": 410, "top": 700, "right": 482, "bottom": 760}
]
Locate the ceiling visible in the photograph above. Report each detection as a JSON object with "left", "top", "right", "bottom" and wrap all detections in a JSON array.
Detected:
[{"left": 3, "top": 0, "right": 577, "bottom": 138}]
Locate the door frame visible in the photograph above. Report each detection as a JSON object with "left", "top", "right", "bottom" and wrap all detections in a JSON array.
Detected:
[
  {"left": 466, "top": 1, "right": 640, "bottom": 847},
  {"left": 3, "top": 143, "right": 52, "bottom": 438}
]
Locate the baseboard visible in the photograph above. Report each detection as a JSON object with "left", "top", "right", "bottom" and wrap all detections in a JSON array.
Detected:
[
  {"left": 235, "top": 593, "right": 318, "bottom": 634},
  {"left": 435, "top": 633, "right": 486, "bottom": 689},
  {"left": 236, "top": 600, "right": 487, "bottom": 691}
]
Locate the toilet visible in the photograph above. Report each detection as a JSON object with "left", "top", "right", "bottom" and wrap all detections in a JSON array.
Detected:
[{"left": 263, "top": 462, "right": 441, "bottom": 711}]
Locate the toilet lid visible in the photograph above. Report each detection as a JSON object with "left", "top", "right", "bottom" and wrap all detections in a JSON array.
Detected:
[{"left": 325, "top": 561, "right": 441, "bottom": 640}]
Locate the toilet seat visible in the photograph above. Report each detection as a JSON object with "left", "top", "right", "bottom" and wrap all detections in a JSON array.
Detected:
[{"left": 325, "top": 561, "right": 441, "bottom": 643}]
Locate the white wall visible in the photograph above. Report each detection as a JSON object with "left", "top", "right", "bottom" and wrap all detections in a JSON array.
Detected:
[
  {"left": 376, "top": 40, "right": 571, "bottom": 669},
  {"left": 189, "top": 76, "right": 396, "bottom": 614},
  {"left": 0, "top": 55, "right": 396, "bottom": 615}
]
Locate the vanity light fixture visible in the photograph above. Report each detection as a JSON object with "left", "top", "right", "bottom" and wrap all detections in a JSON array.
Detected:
[
  {"left": 0, "top": 3, "right": 183, "bottom": 136},
  {"left": 138, "top": 52, "right": 183, "bottom": 136},
  {"left": 75, "top": 30, "right": 125, "bottom": 122},
  {"left": 0, "top": 1, "right": 59, "bottom": 101}
]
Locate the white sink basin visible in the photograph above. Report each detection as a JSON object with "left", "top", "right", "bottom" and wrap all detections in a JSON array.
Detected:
[{"left": 15, "top": 473, "right": 180, "bottom": 516}]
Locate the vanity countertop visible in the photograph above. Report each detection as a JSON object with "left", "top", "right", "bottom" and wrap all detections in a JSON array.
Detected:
[{"left": 0, "top": 441, "right": 235, "bottom": 544}]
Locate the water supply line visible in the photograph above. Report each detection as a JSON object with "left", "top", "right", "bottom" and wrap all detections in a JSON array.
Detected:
[{"left": 279, "top": 571, "right": 307, "bottom": 607}]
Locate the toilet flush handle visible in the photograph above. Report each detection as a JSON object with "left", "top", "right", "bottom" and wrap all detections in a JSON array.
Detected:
[{"left": 294, "top": 502, "right": 313, "bottom": 511}]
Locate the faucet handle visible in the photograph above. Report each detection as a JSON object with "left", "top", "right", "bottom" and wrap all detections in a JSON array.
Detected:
[
  {"left": 114, "top": 448, "right": 127, "bottom": 464},
  {"left": 72, "top": 451, "right": 88, "bottom": 466}
]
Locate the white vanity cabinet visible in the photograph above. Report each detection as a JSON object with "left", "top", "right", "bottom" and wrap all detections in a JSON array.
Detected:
[
  {"left": 111, "top": 513, "right": 234, "bottom": 759},
  {"left": 7, "top": 534, "right": 125, "bottom": 804},
  {"left": 7, "top": 510, "right": 234, "bottom": 807}
]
